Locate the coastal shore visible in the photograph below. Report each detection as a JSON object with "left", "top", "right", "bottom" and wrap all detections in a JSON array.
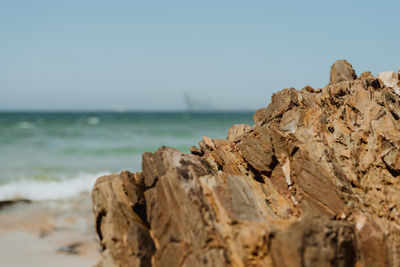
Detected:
[
  {"left": 0, "top": 112, "right": 253, "bottom": 267},
  {"left": 0, "top": 193, "right": 100, "bottom": 267}
]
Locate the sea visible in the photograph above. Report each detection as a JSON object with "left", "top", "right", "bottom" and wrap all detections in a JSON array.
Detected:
[{"left": 0, "top": 112, "right": 254, "bottom": 201}]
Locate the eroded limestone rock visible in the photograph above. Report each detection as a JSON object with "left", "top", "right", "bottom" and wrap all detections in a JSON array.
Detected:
[
  {"left": 378, "top": 71, "right": 400, "bottom": 96},
  {"left": 92, "top": 61, "right": 400, "bottom": 267},
  {"left": 330, "top": 59, "right": 357, "bottom": 84}
]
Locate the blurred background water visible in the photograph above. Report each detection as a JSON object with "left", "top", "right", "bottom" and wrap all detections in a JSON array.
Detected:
[{"left": 0, "top": 112, "right": 253, "bottom": 200}]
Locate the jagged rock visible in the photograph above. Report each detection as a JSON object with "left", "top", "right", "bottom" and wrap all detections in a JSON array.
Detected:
[
  {"left": 92, "top": 171, "right": 155, "bottom": 267},
  {"left": 378, "top": 71, "right": 400, "bottom": 96},
  {"left": 360, "top": 71, "right": 381, "bottom": 88},
  {"left": 270, "top": 215, "right": 357, "bottom": 267},
  {"left": 378, "top": 71, "right": 398, "bottom": 88},
  {"left": 253, "top": 88, "right": 300, "bottom": 125},
  {"left": 227, "top": 124, "right": 251, "bottom": 141},
  {"left": 92, "top": 60, "right": 400, "bottom": 266},
  {"left": 330, "top": 59, "right": 357, "bottom": 84}
]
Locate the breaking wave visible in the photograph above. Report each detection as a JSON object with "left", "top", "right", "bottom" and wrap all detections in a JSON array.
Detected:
[{"left": 0, "top": 172, "right": 109, "bottom": 201}]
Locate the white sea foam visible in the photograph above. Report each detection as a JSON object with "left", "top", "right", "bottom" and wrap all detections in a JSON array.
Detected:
[
  {"left": 18, "top": 121, "right": 35, "bottom": 129},
  {"left": 0, "top": 172, "right": 109, "bottom": 201},
  {"left": 87, "top": 117, "right": 100, "bottom": 125}
]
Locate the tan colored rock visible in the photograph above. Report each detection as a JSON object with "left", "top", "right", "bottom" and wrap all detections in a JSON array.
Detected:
[
  {"left": 270, "top": 216, "right": 357, "bottom": 267},
  {"left": 253, "top": 88, "right": 300, "bottom": 125},
  {"left": 227, "top": 124, "right": 251, "bottom": 141},
  {"left": 330, "top": 59, "right": 357, "bottom": 84},
  {"left": 92, "top": 171, "right": 155, "bottom": 267},
  {"left": 360, "top": 71, "right": 381, "bottom": 88},
  {"left": 378, "top": 71, "right": 398, "bottom": 88},
  {"left": 92, "top": 60, "right": 400, "bottom": 266},
  {"left": 398, "top": 68, "right": 400, "bottom": 79},
  {"left": 378, "top": 71, "right": 400, "bottom": 96}
]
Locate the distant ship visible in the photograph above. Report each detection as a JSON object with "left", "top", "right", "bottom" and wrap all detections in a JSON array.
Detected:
[{"left": 184, "top": 93, "right": 215, "bottom": 112}]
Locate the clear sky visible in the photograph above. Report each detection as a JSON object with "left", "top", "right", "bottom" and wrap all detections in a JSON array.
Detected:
[{"left": 1, "top": 0, "right": 399, "bottom": 111}]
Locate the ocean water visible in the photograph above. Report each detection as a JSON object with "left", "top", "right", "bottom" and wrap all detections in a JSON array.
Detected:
[{"left": 0, "top": 112, "right": 254, "bottom": 201}]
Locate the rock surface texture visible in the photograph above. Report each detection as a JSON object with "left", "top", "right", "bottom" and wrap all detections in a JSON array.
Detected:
[{"left": 92, "top": 61, "right": 400, "bottom": 267}]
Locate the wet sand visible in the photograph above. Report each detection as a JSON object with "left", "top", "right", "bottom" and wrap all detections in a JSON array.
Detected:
[{"left": 0, "top": 193, "right": 100, "bottom": 267}]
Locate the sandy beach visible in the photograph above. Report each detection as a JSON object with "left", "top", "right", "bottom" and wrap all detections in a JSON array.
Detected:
[{"left": 0, "top": 193, "right": 100, "bottom": 267}]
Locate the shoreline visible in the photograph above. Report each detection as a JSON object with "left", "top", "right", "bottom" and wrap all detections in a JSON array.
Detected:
[{"left": 0, "top": 193, "right": 100, "bottom": 267}]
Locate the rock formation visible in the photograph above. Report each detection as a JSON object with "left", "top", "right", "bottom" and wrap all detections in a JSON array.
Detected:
[
  {"left": 329, "top": 59, "right": 357, "bottom": 84},
  {"left": 92, "top": 60, "right": 400, "bottom": 267}
]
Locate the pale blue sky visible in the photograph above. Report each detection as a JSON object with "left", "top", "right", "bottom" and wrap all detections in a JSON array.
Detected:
[{"left": 1, "top": 0, "right": 399, "bottom": 111}]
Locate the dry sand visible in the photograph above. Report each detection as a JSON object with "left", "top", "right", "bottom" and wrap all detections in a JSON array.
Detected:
[{"left": 0, "top": 193, "right": 100, "bottom": 267}]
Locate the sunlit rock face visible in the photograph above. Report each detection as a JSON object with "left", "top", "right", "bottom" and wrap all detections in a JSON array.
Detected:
[
  {"left": 378, "top": 71, "right": 400, "bottom": 96},
  {"left": 92, "top": 61, "right": 400, "bottom": 267}
]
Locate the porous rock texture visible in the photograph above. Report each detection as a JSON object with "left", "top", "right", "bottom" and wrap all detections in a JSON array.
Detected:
[{"left": 92, "top": 60, "right": 400, "bottom": 267}]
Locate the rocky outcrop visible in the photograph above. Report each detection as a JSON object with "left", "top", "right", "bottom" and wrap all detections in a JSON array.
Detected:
[
  {"left": 330, "top": 59, "right": 357, "bottom": 84},
  {"left": 92, "top": 61, "right": 400, "bottom": 266},
  {"left": 378, "top": 71, "right": 400, "bottom": 96}
]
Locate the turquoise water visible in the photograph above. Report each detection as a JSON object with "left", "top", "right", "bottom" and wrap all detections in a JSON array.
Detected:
[{"left": 0, "top": 112, "right": 253, "bottom": 200}]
